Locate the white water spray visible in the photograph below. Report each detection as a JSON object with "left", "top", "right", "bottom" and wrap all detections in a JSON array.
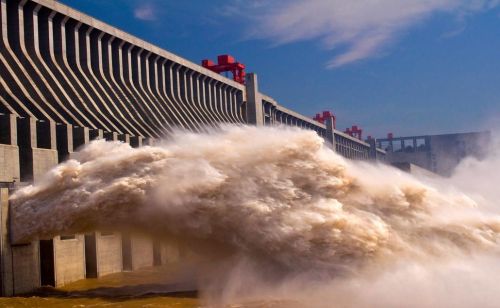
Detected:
[{"left": 10, "top": 125, "right": 500, "bottom": 307}]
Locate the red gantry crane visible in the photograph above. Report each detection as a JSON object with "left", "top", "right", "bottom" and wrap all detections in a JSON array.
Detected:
[
  {"left": 202, "top": 55, "right": 246, "bottom": 84},
  {"left": 313, "top": 111, "right": 365, "bottom": 141},
  {"left": 344, "top": 126, "right": 363, "bottom": 141},
  {"left": 313, "top": 111, "right": 336, "bottom": 128}
]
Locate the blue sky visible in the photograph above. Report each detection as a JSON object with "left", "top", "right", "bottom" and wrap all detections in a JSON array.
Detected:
[{"left": 59, "top": 0, "right": 500, "bottom": 138}]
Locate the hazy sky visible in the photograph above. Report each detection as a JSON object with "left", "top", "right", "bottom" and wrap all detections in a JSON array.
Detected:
[{"left": 59, "top": 0, "right": 500, "bottom": 138}]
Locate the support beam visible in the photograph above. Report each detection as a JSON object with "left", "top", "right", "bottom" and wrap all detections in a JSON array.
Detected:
[{"left": 245, "top": 73, "right": 263, "bottom": 126}]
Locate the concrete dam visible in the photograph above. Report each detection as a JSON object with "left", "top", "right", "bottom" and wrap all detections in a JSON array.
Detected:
[{"left": 0, "top": 0, "right": 387, "bottom": 297}]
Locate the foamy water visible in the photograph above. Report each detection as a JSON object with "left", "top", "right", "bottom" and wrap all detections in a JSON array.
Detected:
[{"left": 10, "top": 125, "right": 500, "bottom": 307}]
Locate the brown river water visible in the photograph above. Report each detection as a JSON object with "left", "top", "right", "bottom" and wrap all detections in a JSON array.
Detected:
[{"left": 0, "top": 263, "right": 303, "bottom": 308}]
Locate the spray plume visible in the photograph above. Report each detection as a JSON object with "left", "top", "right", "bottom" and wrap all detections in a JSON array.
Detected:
[{"left": 9, "top": 125, "right": 500, "bottom": 307}]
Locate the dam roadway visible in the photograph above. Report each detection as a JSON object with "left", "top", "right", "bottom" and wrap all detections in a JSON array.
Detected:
[{"left": 0, "top": 0, "right": 385, "bottom": 296}]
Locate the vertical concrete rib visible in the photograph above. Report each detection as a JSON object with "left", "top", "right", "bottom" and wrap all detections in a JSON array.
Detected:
[
  {"left": 1, "top": 0, "right": 56, "bottom": 122},
  {"left": 0, "top": 67, "right": 35, "bottom": 117},
  {"left": 47, "top": 12, "right": 98, "bottom": 129},
  {"left": 165, "top": 62, "right": 199, "bottom": 132},
  {"left": 153, "top": 57, "right": 188, "bottom": 130},
  {"left": 117, "top": 42, "right": 164, "bottom": 137},
  {"left": 106, "top": 37, "right": 158, "bottom": 138},
  {"left": 38, "top": 9, "right": 97, "bottom": 128},
  {"left": 222, "top": 84, "right": 238, "bottom": 123},
  {"left": 178, "top": 67, "right": 207, "bottom": 130},
  {"left": 137, "top": 51, "right": 175, "bottom": 132},
  {"left": 94, "top": 32, "right": 148, "bottom": 137},
  {"left": 125, "top": 45, "right": 168, "bottom": 136},
  {"left": 196, "top": 75, "right": 219, "bottom": 127},
  {"left": 220, "top": 84, "right": 231, "bottom": 122},
  {"left": 228, "top": 86, "right": 240, "bottom": 123},
  {"left": 236, "top": 90, "right": 244, "bottom": 123},
  {"left": 0, "top": 84, "right": 21, "bottom": 116},
  {"left": 183, "top": 70, "right": 206, "bottom": 126},
  {"left": 172, "top": 64, "right": 202, "bottom": 132},
  {"left": 132, "top": 48, "right": 171, "bottom": 131},
  {"left": 58, "top": 17, "right": 111, "bottom": 131},
  {"left": 213, "top": 81, "right": 225, "bottom": 122},
  {"left": 205, "top": 78, "right": 223, "bottom": 123},
  {"left": 73, "top": 23, "right": 122, "bottom": 133},
  {"left": 29, "top": 4, "right": 92, "bottom": 127},
  {"left": 227, "top": 88, "right": 240, "bottom": 124},
  {"left": 84, "top": 28, "right": 136, "bottom": 135},
  {"left": 187, "top": 71, "right": 215, "bottom": 129},
  {"left": 18, "top": 0, "right": 72, "bottom": 123},
  {"left": 215, "top": 81, "right": 231, "bottom": 122}
]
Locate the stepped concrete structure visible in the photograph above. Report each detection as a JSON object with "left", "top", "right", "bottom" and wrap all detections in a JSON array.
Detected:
[
  {"left": 0, "top": 0, "right": 386, "bottom": 296},
  {"left": 377, "top": 132, "right": 490, "bottom": 177}
]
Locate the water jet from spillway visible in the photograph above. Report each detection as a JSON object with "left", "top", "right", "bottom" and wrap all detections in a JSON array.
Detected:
[{"left": 9, "top": 125, "right": 500, "bottom": 307}]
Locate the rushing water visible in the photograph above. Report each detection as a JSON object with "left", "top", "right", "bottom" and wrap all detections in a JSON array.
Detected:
[{"left": 8, "top": 125, "right": 500, "bottom": 307}]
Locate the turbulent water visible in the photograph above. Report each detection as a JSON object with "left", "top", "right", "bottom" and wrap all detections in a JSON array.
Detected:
[{"left": 10, "top": 125, "right": 500, "bottom": 307}]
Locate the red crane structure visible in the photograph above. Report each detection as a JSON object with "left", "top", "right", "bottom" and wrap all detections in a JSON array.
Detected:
[
  {"left": 313, "top": 111, "right": 336, "bottom": 128},
  {"left": 202, "top": 55, "right": 246, "bottom": 84},
  {"left": 345, "top": 126, "right": 363, "bottom": 140}
]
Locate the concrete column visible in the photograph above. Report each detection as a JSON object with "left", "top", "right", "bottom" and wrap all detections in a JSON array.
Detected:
[
  {"left": 17, "top": 117, "right": 58, "bottom": 183},
  {"left": 89, "top": 128, "right": 103, "bottom": 140},
  {"left": 143, "top": 137, "right": 154, "bottom": 146},
  {"left": 0, "top": 114, "right": 20, "bottom": 182},
  {"left": 400, "top": 140, "right": 405, "bottom": 152},
  {"left": 368, "top": 139, "right": 378, "bottom": 160},
  {"left": 118, "top": 133, "right": 130, "bottom": 144},
  {"left": 36, "top": 120, "right": 56, "bottom": 150},
  {"left": 56, "top": 123, "right": 73, "bottom": 163},
  {"left": 413, "top": 138, "right": 417, "bottom": 151},
  {"left": 130, "top": 136, "right": 143, "bottom": 148},
  {"left": 325, "top": 116, "right": 336, "bottom": 151},
  {"left": 85, "top": 231, "right": 123, "bottom": 278},
  {"left": 72, "top": 126, "right": 89, "bottom": 149},
  {"left": 103, "top": 131, "right": 117, "bottom": 141},
  {"left": 160, "top": 240, "right": 180, "bottom": 265},
  {"left": 121, "top": 232, "right": 153, "bottom": 271},
  {"left": 0, "top": 114, "right": 17, "bottom": 145},
  {"left": 0, "top": 188, "right": 41, "bottom": 296},
  {"left": 17, "top": 117, "right": 36, "bottom": 182},
  {"left": 53, "top": 235, "right": 85, "bottom": 287},
  {"left": 245, "top": 73, "right": 263, "bottom": 126}
]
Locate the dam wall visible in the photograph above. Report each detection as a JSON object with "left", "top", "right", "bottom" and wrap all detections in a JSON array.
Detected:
[
  {"left": 0, "top": 0, "right": 386, "bottom": 296},
  {"left": 0, "top": 0, "right": 383, "bottom": 161}
]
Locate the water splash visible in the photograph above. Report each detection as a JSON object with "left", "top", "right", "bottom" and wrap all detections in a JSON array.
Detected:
[{"left": 9, "top": 125, "right": 500, "bottom": 307}]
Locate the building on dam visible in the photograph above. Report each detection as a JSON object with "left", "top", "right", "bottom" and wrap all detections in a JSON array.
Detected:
[
  {"left": 0, "top": 0, "right": 388, "bottom": 296},
  {"left": 376, "top": 131, "right": 491, "bottom": 177}
]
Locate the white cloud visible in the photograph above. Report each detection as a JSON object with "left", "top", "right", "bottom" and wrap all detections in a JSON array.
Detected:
[
  {"left": 238, "top": 0, "right": 500, "bottom": 68},
  {"left": 134, "top": 4, "right": 156, "bottom": 21}
]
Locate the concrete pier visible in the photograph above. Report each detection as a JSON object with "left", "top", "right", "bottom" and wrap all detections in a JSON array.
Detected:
[
  {"left": 121, "top": 232, "right": 154, "bottom": 271},
  {"left": 0, "top": 188, "right": 40, "bottom": 296},
  {"left": 84, "top": 231, "right": 123, "bottom": 278}
]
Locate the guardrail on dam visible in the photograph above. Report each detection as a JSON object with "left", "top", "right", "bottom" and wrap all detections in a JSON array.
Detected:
[{"left": 0, "top": 0, "right": 386, "bottom": 296}]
